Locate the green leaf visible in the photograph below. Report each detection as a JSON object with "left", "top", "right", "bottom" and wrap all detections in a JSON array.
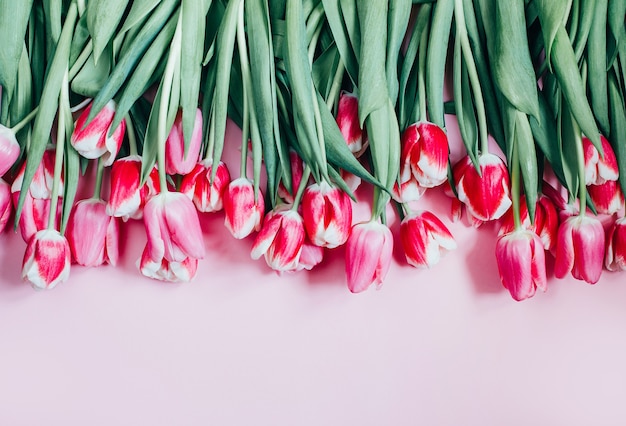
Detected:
[
  {"left": 61, "top": 134, "right": 80, "bottom": 235},
  {"left": 529, "top": 91, "right": 567, "bottom": 186},
  {"left": 426, "top": 0, "right": 454, "bottom": 128},
  {"left": 608, "top": 72, "right": 626, "bottom": 196},
  {"left": 586, "top": 0, "right": 609, "bottom": 136},
  {"left": 70, "top": 48, "right": 112, "bottom": 97},
  {"left": 535, "top": 0, "right": 572, "bottom": 64},
  {"left": 10, "top": 44, "right": 33, "bottom": 147},
  {"left": 386, "top": 0, "right": 412, "bottom": 104},
  {"left": 514, "top": 111, "right": 538, "bottom": 221},
  {"left": 453, "top": 36, "right": 479, "bottom": 167},
  {"left": 320, "top": 0, "right": 359, "bottom": 83},
  {"left": 559, "top": 101, "right": 581, "bottom": 200},
  {"left": 120, "top": 0, "right": 161, "bottom": 33},
  {"left": 87, "top": 0, "right": 129, "bottom": 64},
  {"left": 571, "top": 0, "right": 595, "bottom": 61},
  {"left": 607, "top": 0, "right": 626, "bottom": 65},
  {"left": 0, "top": 0, "right": 34, "bottom": 96}
]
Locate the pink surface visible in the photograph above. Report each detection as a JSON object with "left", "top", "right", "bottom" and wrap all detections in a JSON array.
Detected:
[{"left": 2, "top": 121, "right": 626, "bottom": 426}]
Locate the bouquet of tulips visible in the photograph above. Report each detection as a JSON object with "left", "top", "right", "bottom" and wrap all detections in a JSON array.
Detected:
[{"left": 0, "top": 0, "right": 625, "bottom": 301}]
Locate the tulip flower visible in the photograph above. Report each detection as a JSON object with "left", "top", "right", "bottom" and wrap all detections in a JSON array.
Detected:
[
  {"left": 587, "top": 180, "right": 624, "bottom": 215},
  {"left": 302, "top": 181, "right": 352, "bottom": 248},
  {"left": 71, "top": 100, "right": 125, "bottom": 166},
  {"left": 67, "top": 199, "right": 119, "bottom": 267},
  {"left": 345, "top": 221, "right": 393, "bottom": 293},
  {"left": 336, "top": 91, "right": 367, "bottom": 157},
  {"left": 165, "top": 108, "right": 203, "bottom": 175},
  {"left": 583, "top": 135, "right": 619, "bottom": 185},
  {"left": 554, "top": 215, "right": 605, "bottom": 284},
  {"left": 400, "top": 211, "right": 456, "bottom": 268},
  {"left": 605, "top": 217, "right": 626, "bottom": 272},
  {"left": 180, "top": 159, "right": 231, "bottom": 213},
  {"left": 223, "top": 177, "right": 264, "bottom": 239},
  {"left": 296, "top": 240, "right": 325, "bottom": 271},
  {"left": 11, "top": 148, "right": 59, "bottom": 199},
  {"left": 106, "top": 156, "right": 160, "bottom": 221},
  {"left": 22, "top": 229, "right": 71, "bottom": 290},
  {"left": 495, "top": 229, "right": 547, "bottom": 301},
  {"left": 453, "top": 153, "right": 512, "bottom": 222},
  {"left": 277, "top": 150, "right": 304, "bottom": 203},
  {"left": 498, "top": 194, "right": 559, "bottom": 253},
  {"left": 251, "top": 206, "right": 305, "bottom": 272},
  {"left": 143, "top": 191, "right": 206, "bottom": 264},
  {"left": 392, "top": 177, "right": 426, "bottom": 203},
  {"left": 0, "top": 179, "right": 12, "bottom": 233},
  {"left": 138, "top": 245, "right": 198, "bottom": 283},
  {"left": 0, "top": 124, "right": 20, "bottom": 176},
  {"left": 399, "top": 122, "right": 449, "bottom": 189}
]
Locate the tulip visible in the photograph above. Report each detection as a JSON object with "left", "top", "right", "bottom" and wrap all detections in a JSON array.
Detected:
[
  {"left": 583, "top": 135, "right": 619, "bottom": 185},
  {"left": 71, "top": 100, "right": 126, "bottom": 166},
  {"left": 345, "top": 221, "right": 393, "bottom": 293},
  {"left": 277, "top": 150, "right": 304, "bottom": 203},
  {"left": 251, "top": 206, "right": 305, "bottom": 272},
  {"left": 0, "top": 124, "right": 20, "bottom": 176},
  {"left": 11, "top": 148, "right": 59, "bottom": 200},
  {"left": 22, "top": 229, "right": 71, "bottom": 290},
  {"left": 453, "top": 153, "right": 512, "bottom": 222},
  {"left": 495, "top": 229, "right": 547, "bottom": 301},
  {"left": 143, "top": 191, "right": 205, "bottom": 263},
  {"left": 302, "top": 181, "right": 352, "bottom": 248},
  {"left": 106, "top": 155, "right": 160, "bottom": 221},
  {"left": 223, "top": 177, "right": 264, "bottom": 239},
  {"left": 605, "top": 217, "right": 626, "bottom": 272},
  {"left": 11, "top": 191, "right": 59, "bottom": 242},
  {"left": 554, "top": 215, "right": 605, "bottom": 284},
  {"left": 138, "top": 245, "right": 198, "bottom": 283},
  {"left": 400, "top": 122, "right": 449, "bottom": 189},
  {"left": 0, "top": 179, "right": 12, "bottom": 233},
  {"left": 296, "top": 241, "right": 325, "bottom": 271},
  {"left": 336, "top": 91, "right": 367, "bottom": 157},
  {"left": 587, "top": 180, "right": 624, "bottom": 215},
  {"left": 392, "top": 177, "right": 426, "bottom": 203},
  {"left": 400, "top": 211, "right": 456, "bottom": 268},
  {"left": 180, "top": 159, "right": 231, "bottom": 212},
  {"left": 67, "top": 199, "right": 119, "bottom": 267},
  {"left": 498, "top": 194, "right": 559, "bottom": 253},
  {"left": 340, "top": 169, "right": 361, "bottom": 194},
  {"left": 165, "top": 108, "right": 203, "bottom": 175}
]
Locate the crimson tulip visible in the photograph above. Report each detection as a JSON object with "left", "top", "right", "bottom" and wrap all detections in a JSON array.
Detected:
[
  {"left": 106, "top": 155, "right": 160, "bottom": 221},
  {"left": 336, "top": 91, "right": 367, "bottom": 157},
  {"left": 400, "top": 211, "right": 456, "bottom": 268},
  {"left": 251, "top": 206, "right": 305, "bottom": 272},
  {"left": 587, "top": 180, "right": 624, "bottom": 215},
  {"left": 223, "top": 177, "right": 264, "bottom": 239},
  {"left": 302, "top": 181, "right": 352, "bottom": 248}
]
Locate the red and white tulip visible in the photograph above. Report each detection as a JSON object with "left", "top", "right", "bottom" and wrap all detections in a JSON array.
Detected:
[
  {"left": 554, "top": 215, "right": 605, "bottom": 284},
  {"left": 138, "top": 245, "right": 199, "bottom": 283},
  {"left": 400, "top": 210, "right": 456, "bottom": 268},
  {"left": 399, "top": 122, "right": 448, "bottom": 188},
  {"left": 22, "top": 229, "right": 71, "bottom": 290},
  {"left": 67, "top": 199, "right": 119, "bottom": 267},
  {"left": 106, "top": 155, "right": 160, "bottom": 221},
  {"left": 0, "top": 124, "right": 20, "bottom": 176},
  {"left": 180, "top": 159, "right": 231, "bottom": 213},
  {"left": 302, "top": 181, "right": 352, "bottom": 248},
  {"left": 251, "top": 206, "right": 305, "bottom": 272},
  {"left": 587, "top": 180, "right": 624, "bottom": 215},
  {"left": 223, "top": 177, "right": 264, "bottom": 239},
  {"left": 336, "top": 91, "right": 367, "bottom": 157},
  {"left": 605, "top": 217, "right": 626, "bottom": 272},
  {"left": 71, "top": 100, "right": 125, "bottom": 166},
  {"left": 165, "top": 108, "right": 203, "bottom": 175},
  {"left": 583, "top": 135, "right": 619, "bottom": 186}
]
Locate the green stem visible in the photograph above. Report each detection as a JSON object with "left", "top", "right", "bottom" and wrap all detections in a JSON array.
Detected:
[
  {"left": 291, "top": 165, "right": 311, "bottom": 211},
  {"left": 92, "top": 159, "right": 104, "bottom": 200},
  {"left": 326, "top": 59, "right": 345, "bottom": 111},
  {"left": 454, "top": 0, "right": 489, "bottom": 154},
  {"left": 416, "top": 22, "right": 429, "bottom": 123},
  {"left": 68, "top": 40, "right": 93, "bottom": 80},
  {"left": 48, "top": 70, "right": 69, "bottom": 230},
  {"left": 125, "top": 115, "right": 138, "bottom": 156},
  {"left": 575, "top": 127, "right": 587, "bottom": 216},
  {"left": 9, "top": 107, "right": 39, "bottom": 133},
  {"left": 237, "top": 0, "right": 249, "bottom": 179},
  {"left": 311, "top": 85, "right": 329, "bottom": 180},
  {"left": 511, "top": 140, "right": 522, "bottom": 230}
]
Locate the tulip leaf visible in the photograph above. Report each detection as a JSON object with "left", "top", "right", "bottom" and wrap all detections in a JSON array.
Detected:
[
  {"left": 0, "top": 0, "right": 34, "bottom": 97},
  {"left": 607, "top": 0, "right": 626, "bottom": 66},
  {"left": 453, "top": 36, "right": 479, "bottom": 168},
  {"left": 559, "top": 101, "right": 580, "bottom": 200},
  {"left": 320, "top": 0, "right": 359, "bottom": 83},
  {"left": 426, "top": 0, "right": 454, "bottom": 128},
  {"left": 87, "top": 0, "right": 129, "bottom": 64},
  {"left": 535, "top": 0, "right": 572, "bottom": 65},
  {"left": 71, "top": 48, "right": 112, "bottom": 97},
  {"left": 514, "top": 111, "right": 538, "bottom": 221},
  {"left": 69, "top": 13, "right": 91, "bottom": 66},
  {"left": 120, "top": 0, "right": 161, "bottom": 34},
  {"left": 10, "top": 45, "right": 33, "bottom": 147},
  {"left": 608, "top": 72, "right": 626, "bottom": 197},
  {"left": 61, "top": 128, "right": 80, "bottom": 235},
  {"left": 571, "top": 0, "right": 595, "bottom": 61},
  {"left": 386, "top": 0, "right": 412, "bottom": 104},
  {"left": 586, "top": 0, "right": 609, "bottom": 136},
  {"left": 339, "top": 0, "right": 361, "bottom": 66}
]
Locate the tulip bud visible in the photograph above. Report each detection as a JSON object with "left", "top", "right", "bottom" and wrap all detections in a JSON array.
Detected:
[
  {"left": 605, "top": 217, "right": 626, "bottom": 272},
  {"left": 251, "top": 206, "right": 305, "bottom": 272},
  {"left": 336, "top": 91, "right": 367, "bottom": 157},
  {"left": 554, "top": 215, "right": 605, "bottom": 284},
  {"left": 400, "top": 211, "right": 456, "bottom": 268},
  {"left": 498, "top": 194, "right": 559, "bottom": 253},
  {"left": 302, "top": 181, "right": 352, "bottom": 248},
  {"left": 495, "top": 229, "right": 547, "bottom": 301},
  {"left": 400, "top": 122, "right": 449, "bottom": 188},
  {"left": 345, "top": 221, "right": 393, "bottom": 293},
  {"left": 71, "top": 100, "right": 125, "bottom": 166},
  {"left": 180, "top": 159, "right": 231, "bottom": 212},
  {"left": 67, "top": 199, "right": 119, "bottom": 267},
  {"left": 223, "top": 177, "right": 264, "bottom": 239},
  {"left": 583, "top": 135, "right": 619, "bottom": 185},
  {"left": 165, "top": 109, "right": 203, "bottom": 175},
  {"left": 22, "top": 229, "right": 71, "bottom": 290},
  {"left": 0, "top": 124, "right": 20, "bottom": 176},
  {"left": 106, "top": 156, "right": 160, "bottom": 221}
]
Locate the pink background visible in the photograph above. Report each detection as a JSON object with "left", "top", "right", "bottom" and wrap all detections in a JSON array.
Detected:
[{"left": 1, "top": 121, "right": 626, "bottom": 426}]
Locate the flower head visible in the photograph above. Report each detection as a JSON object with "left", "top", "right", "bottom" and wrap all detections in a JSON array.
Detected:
[
  {"left": 345, "top": 221, "right": 393, "bottom": 293},
  {"left": 0, "top": 124, "right": 20, "bottom": 176},
  {"left": 554, "top": 215, "right": 605, "bottom": 284},
  {"left": 71, "top": 100, "right": 125, "bottom": 166},
  {"left": 400, "top": 210, "right": 456, "bottom": 268},
  {"left": 336, "top": 91, "right": 367, "bottom": 157},
  {"left": 399, "top": 122, "right": 448, "bottom": 189},
  {"left": 67, "top": 199, "right": 119, "bottom": 267},
  {"left": 22, "top": 229, "right": 71, "bottom": 290},
  {"left": 106, "top": 155, "right": 160, "bottom": 221},
  {"left": 223, "top": 177, "right": 264, "bottom": 239},
  {"left": 583, "top": 135, "right": 619, "bottom": 185},
  {"left": 606, "top": 217, "right": 626, "bottom": 272},
  {"left": 251, "top": 206, "right": 305, "bottom": 272},
  {"left": 302, "top": 181, "right": 352, "bottom": 248},
  {"left": 180, "top": 159, "right": 231, "bottom": 213}
]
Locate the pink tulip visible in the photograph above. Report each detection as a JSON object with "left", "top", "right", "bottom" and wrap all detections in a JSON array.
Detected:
[
  {"left": 400, "top": 211, "right": 456, "bottom": 268},
  {"left": 399, "top": 122, "right": 449, "bottom": 188},
  {"left": 0, "top": 178, "right": 12, "bottom": 233},
  {"left": 587, "top": 180, "right": 624, "bottom": 215},
  {"left": 302, "top": 181, "right": 352, "bottom": 248},
  {"left": 554, "top": 215, "right": 605, "bottom": 284},
  {"left": 165, "top": 109, "right": 203, "bottom": 175},
  {"left": 0, "top": 124, "right": 20, "bottom": 176},
  {"left": 11, "top": 148, "right": 60, "bottom": 199},
  {"left": 495, "top": 229, "right": 547, "bottom": 301},
  {"left": 336, "top": 91, "right": 367, "bottom": 157},
  {"left": 67, "top": 199, "right": 119, "bottom": 267},
  {"left": 71, "top": 100, "right": 125, "bottom": 166},
  {"left": 583, "top": 135, "right": 619, "bottom": 185},
  {"left": 345, "top": 221, "right": 393, "bottom": 293},
  {"left": 106, "top": 155, "right": 160, "bottom": 221},
  {"left": 22, "top": 229, "right": 71, "bottom": 290},
  {"left": 296, "top": 240, "right": 325, "bottom": 271},
  {"left": 223, "top": 177, "right": 265, "bottom": 239},
  {"left": 143, "top": 191, "right": 205, "bottom": 264},
  {"left": 277, "top": 150, "right": 304, "bottom": 203},
  {"left": 138, "top": 245, "right": 198, "bottom": 283},
  {"left": 605, "top": 217, "right": 626, "bottom": 272},
  {"left": 251, "top": 206, "right": 305, "bottom": 272},
  {"left": 498, "top": 194, "right": 559, "bottom": 253},
  {"left": 392, "top": 176, "right": 426, "bottom": 203},
  {"left": 453, "top": 153, "right": 512, "bottom": 222},
  {"left": 180, "top": 159, "right": 231, "bottom": 212},
  {"left": 11, "top": 191, "right": 58, "bottom": 242}
]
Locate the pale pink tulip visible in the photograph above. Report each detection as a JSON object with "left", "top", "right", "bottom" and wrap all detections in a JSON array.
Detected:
[
  {"left": 554, "top": 215, "right": 605, "bottom": 284},
  {"left": 496, "top": 229, "right": 547, "bottom": 301},
  {"left": 302, "top": 181, "right": 352, "bottom": 248},
  {"left": 71, "top": 100, "right": 125, "bottom": 166},
  {"left": 143, "top": 191, "right": 205, "bottom": 263},
  {"left": 180, "top": 159, "right": 231, "bottom": 212},
  {"left": 165, "top": 108, "right": 203, "bottom": 175},
  {"left": 0, "top": 124, "right": 20, "bottom": 176},
  {"left": 67, "top": 199, "right": 119, "bottom": 267},
  {"left": 605, "top": 217, "right": 626, "bottom": 272},
  {"left": 106, "top": 155, "right": 160, "bottom": 221},
  {"left": 400, "top": 211, "right": 456, "bottom": 268},
  {"left": 583, "top": 135, "right": 619, "bottom": 185},
  {"left": 336, "top": 91, "right": 367, "bottom": 157},
  {"left": 22, "top": 229, "right": 71, "bottom": 290},
  {"left": 453, "top": 153, "right": 512, "bottom": 222},
  {"left": 251, "top": 206, "right": 305, "bottom": 272},
  {"left": 138, "top": 245, "right": 198, "bottom": 283},
  {"left": 0, "top": 178, "right": 12, "bottom": 233},
  {"left": 345, "top": 221, "right": 393, "bottom": 293},
  {"left": 223, "top": 177, "right": 264, "bottom": 239},
  {"left": 587, "top": 180, "right": 624, "bottom": 215}
]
